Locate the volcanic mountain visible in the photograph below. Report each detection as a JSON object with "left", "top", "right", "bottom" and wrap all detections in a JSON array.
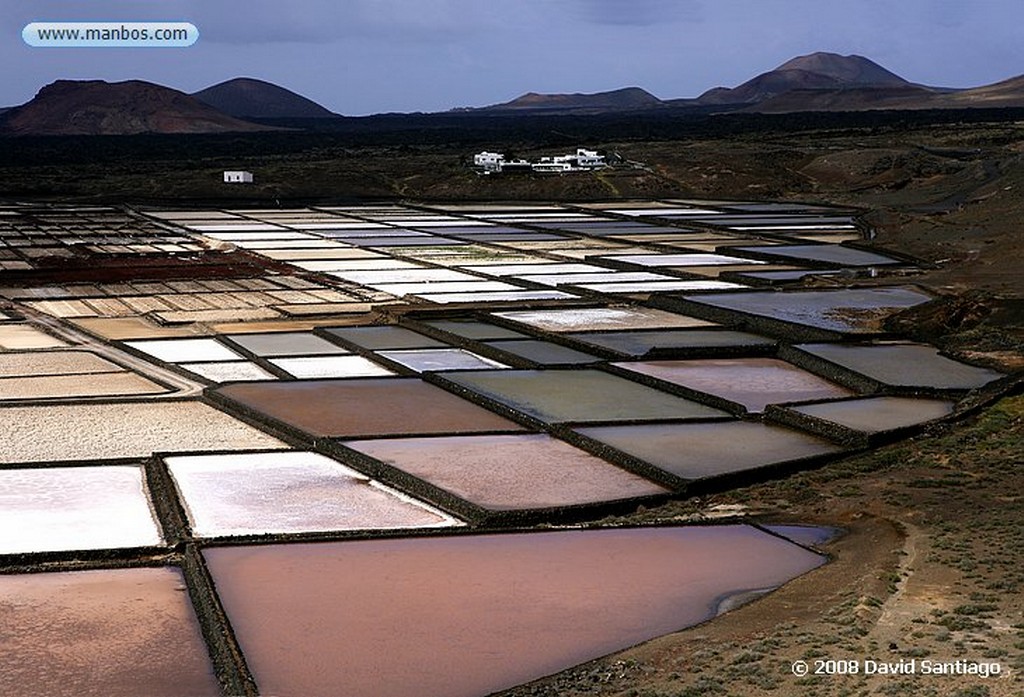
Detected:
[
  {"left": 746, "top": 72, "right": 1024, "bottom": 113},
  {"left": 469, "top": 54, "right": 925, "bottom": 114},
  {"left": 478, "top": 87, "right": 663, "bottom": 113},
  {"left": 192, "top": 77, "right": 335, "bottom": 119},
  {"left": 0, "top": 79, "right": 276, "bottom": 136},
  {"left": 695, "top": 52, "right": 912, "bottom": 106}
]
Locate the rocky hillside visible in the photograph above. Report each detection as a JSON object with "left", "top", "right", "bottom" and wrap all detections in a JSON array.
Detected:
[{"left": 0, "top": 80, "right": 276, "bottom": 136}]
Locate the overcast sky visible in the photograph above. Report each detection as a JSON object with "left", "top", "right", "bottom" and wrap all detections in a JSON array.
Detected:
[{"left": 4, "top": 1, "right": 1023, "bottom": 115}]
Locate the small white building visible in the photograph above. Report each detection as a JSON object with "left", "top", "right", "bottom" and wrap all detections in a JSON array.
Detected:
[
  {"left": 574, "top": 148, "right": 605, "bottom": 169},
  {"left": 472, "top": 152, "right": 505, "bottom": 172},
  {"left": 532, "top": 158, "right": 573, "bottom": 173},
  {"left": 223, "top": 171, "right": 254, "bottom": 184}
]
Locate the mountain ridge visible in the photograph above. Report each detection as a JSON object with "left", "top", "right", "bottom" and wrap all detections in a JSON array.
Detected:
[
  {"left": 747, "top": 76, "right": 1024, "bottom": 113},
  {"left": 0, "top": 79, "right": 278, "bottom": 136},
  {"left": 476, "top": 86, "right": 663, "bottom": 112},
  {"left": 3, "top": 54, "right": 1024, "bottom": 137},
  {"left": 479, "top": 53, "right": 1024, "bottom": 114}
]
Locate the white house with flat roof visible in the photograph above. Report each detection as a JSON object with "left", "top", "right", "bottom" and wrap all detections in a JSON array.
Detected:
[
  {"left": 573, "top": 148, "right": 605, "bottom": 169},
  {"left": 472, "top": 152, "right": 505, "bottom": 172},
  {"left": 223, "top": 171, "right": 254, "bottom": 184}
]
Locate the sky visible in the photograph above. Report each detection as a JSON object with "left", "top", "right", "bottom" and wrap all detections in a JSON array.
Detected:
[{"left": 3, "top": 0, "right": 1023, "bottom": 115}]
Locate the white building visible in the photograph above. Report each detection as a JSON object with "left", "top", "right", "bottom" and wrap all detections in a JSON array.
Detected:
[
  {"left": 531, "top": 149, "right": 605, "bottom": 173},
  {"left": 471, "top": 148, "right": 606, "bottom": 174},
  {"left": 531, "top": 158, "right": 573, "bottom": 173},
  {"left": 472, "top": 152, "right": 505, "bottom": 173},
  {"left": 574, "top": 148, "right": 605, "bottom": 169},
  {"left": 223, "top": 171, "right": 254, "bottom": 184}
]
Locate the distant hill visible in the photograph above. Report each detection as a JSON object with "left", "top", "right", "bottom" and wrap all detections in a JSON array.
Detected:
[
  {"left": 775, "top": 52, "right": 910, "bottom": 86},
  {"left": 943, "top": 74, "right": 1024, "bottom": 108},
  {"left": 467, "top": 54, "right": 930, "bottom": 115},
  {"left": 747, "top": 85, "right": 941, "bottom": 113},
  {"left": 695, "top": 52, "right": 911, "bottom": 106},
  {"left": 4, "top": 53, "right": 1023, "bottom": 138},
  {"left": 748, "top": 73, "right": 1024, "bottom": 113},
  {"left": 0, "top": 80, "right": 276, "bottom": 136},
  {"left": 192, "top": 77, "right": 335, "bottom": 119},
  {"left": 477, "top": 87, "right": 663, "bottom": 113}
]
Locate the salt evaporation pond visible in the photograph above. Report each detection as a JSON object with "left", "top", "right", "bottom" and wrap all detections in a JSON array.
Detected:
[
  {"left": 682, "top": 287, "right": 933, "bottom": 334},
  {"left": 483, "top": 339, "right": 602, "bottom": 365},
  {"left": 342, "top": 433, "right": 668, "bottom": 511},
  {"left": 205, "top": 526, "right": 825, "bottom": 697},
  {"left": 0, "top": 401, "right": 286, "bottom": 464},
  {"left": 441, "top": 369, "right": 729, "bottom": 424},
  {"left": 576, "top": 421, "right": 845, "bottom": 481},
  {"left": 0, "top": 568, "right": 221, "bottom": 697},
  {"left": 0, "top": 465, "right": 162, "bottom": 554},
  {"left": 165, "top": 451, "right": 459, "bottom": 537},
  {"left": 324, "top": 325, "right": 448, "bottom": 350},
  {"left": 225, "top": 331, "right": 350, "bottom": 357},
  {"left": 492, "top": 306, "right": 716, "bottom": 332},
  {"left": 785, "top": 396, "right": 957, "bottom": 433},
  {"left": 570, "top": 329, "right": 774, "bottom": 357},
  {"left": 614, "top": 357, "right": 854, "bottom": 413},
  {"left": 794, "top": 343, "right": 1005, "bottom": 390},
  {"left": 215, "top": 378, "right": 525, "bottom": 438}
]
